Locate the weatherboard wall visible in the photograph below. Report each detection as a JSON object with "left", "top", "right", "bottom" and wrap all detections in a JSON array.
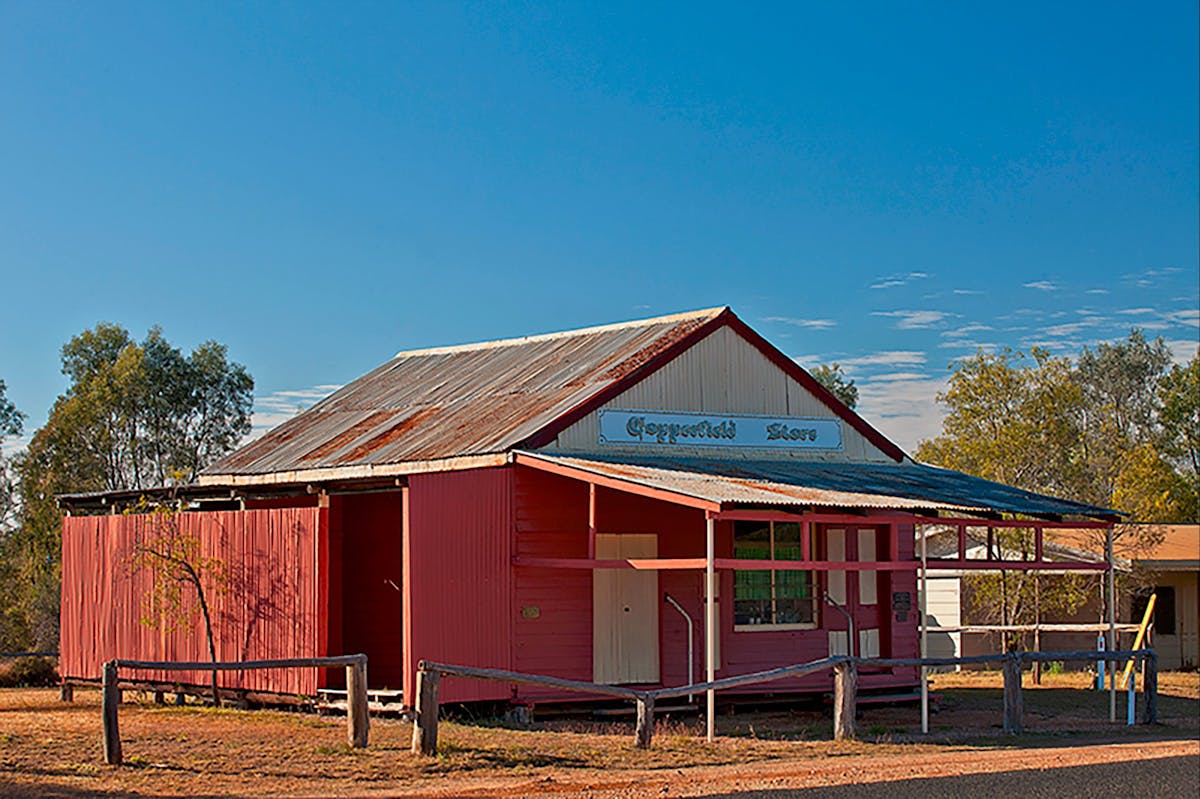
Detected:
[
  {"left": 511, "top": 466, "right": 919, "bottom": 700},
  {"left": 538, "top": 325, "right": 893, "bottom": 463},
  {"left": 60, "top": 508, "right": 324, "bottom": 695}
]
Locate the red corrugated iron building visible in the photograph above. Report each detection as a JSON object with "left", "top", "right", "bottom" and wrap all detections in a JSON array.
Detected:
[{"left": 59, "top": 307, "right": 1118, "bottom": 706}]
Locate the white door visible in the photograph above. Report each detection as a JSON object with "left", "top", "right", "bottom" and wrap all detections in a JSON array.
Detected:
[{"left": 593, "top": 534, "right": 660, "bottom": 684}]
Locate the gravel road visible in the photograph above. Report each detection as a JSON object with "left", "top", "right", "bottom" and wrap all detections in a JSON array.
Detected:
[{"left": 690, "top": 755, "right": 1200, "bottom": 799}]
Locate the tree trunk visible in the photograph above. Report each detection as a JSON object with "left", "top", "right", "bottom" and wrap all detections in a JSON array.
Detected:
[{"left": 194, "top": 575, "right": 220, "bottom": 708}]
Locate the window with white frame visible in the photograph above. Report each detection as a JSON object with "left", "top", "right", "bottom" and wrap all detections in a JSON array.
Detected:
[{"left": 733, "top": 521, "right": 818, "bottom": 629}]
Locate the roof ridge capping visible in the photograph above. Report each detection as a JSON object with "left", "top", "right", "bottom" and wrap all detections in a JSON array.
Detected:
[{"left": 392, "top": 306, "right": 729, "bottom": 359}]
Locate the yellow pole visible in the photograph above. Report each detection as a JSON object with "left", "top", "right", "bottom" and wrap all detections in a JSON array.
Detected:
[{"left": 1120, "top": 593, "right": 1156, "bottom": 690}]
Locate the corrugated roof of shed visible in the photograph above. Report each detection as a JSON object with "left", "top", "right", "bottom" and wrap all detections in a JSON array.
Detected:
[
  {"left": 203, "top": 308, "right": 729, "bottom": 476},
  {"left": 516, "top": 451, "right": 1118, "bottom": 519}
]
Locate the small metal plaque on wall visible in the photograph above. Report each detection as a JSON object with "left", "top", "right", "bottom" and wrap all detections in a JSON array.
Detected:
[{"left": 520, "top": 605, "right": 541, "bottom": 619}]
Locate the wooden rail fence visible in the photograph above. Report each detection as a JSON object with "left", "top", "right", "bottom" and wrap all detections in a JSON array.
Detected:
[
  {"left": 101, "top": 654, "right": 369, "bottom": 765},
  {"left": 411, "top": 648, "right": 1157, "bottom": 754}
]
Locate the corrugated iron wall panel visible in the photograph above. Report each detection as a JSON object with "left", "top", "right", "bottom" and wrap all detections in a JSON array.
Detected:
[
  {"left": 404, "top": 467, "right": 513, "bottom": 703},
  {"left": 60, "top": 508, "right": 323, "bottom": 695}
]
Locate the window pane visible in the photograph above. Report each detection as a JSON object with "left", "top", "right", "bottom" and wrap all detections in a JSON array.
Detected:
[
  {"left": 774, "top": 597, "right": 816, "bottom": 624},
  {"left": 774, "top": 523, "right": 801, "bottom": 559},
  {"left": 734, "top": 521, "right": 771, "bottom": 560}
]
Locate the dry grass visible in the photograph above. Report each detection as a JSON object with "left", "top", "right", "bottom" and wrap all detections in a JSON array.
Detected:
[{"left": 0, "top": 672, "right": 1196, "bottom": 797}]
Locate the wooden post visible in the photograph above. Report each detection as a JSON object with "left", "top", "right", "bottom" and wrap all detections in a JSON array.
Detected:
[
  {"left": 102, "top": 661, "right": 122, "bottom": 766},
  {"left": 635, "top": 694, "right": 655, "bottom": 749},
  {"left": 153, "top": 690, "right": 165, "bottom": 705},
  {"left": 59, "top": 683, "right": 74, "bottom": 703},
  {"left": 1002, "top": 652, "right": 1023, "bottom": 735},
  {"left": 346, "top": 658, "right": 370, "bottom": 748},
  {"left": 410, "top": 666, "right": 441, "bottom": 756},
  {"left": 833, "top": 660, "right": 857, "bottom": 740},
  {"left": 1142, "top": 652, "right": 1157, "bottom": 725}
]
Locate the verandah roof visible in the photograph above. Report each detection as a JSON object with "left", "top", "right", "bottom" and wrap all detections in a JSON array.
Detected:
[{"left": 514, "top": 450, "right": 1119, "bottom": 521}]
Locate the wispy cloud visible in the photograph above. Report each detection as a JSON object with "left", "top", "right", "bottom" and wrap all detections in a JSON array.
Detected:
[
  {"left": 1166, "top": 309, "right": 1199, "bottom": 328},
  {"left": 856, "top": 374, "right": 950, "bottom": 454},
  {"left": 765, "top": 316, "right": 837, "bottom": 330},
  {"left": 941, "top": 323, "right": 993, "bottom": 338},
  {"left": 1085, "top": 288, "right": 1110, "bottom": 295},
  {"left": 938, "top": 339, "right": 999, "bottom": 352},
  {"left": 1123, "top": 267, "right": 1182, "bottom": 288},
  {"left": 951, "top": 289, "right": 984, "bottom": 296},
  {"left": 872, "top": 310, "right": 956, "bottom": 329},
  {"left": 1023, "top": 280, "right": 1059, "bottom": 291},
  {"left": 836, "top": 350, "right": 928, "bottom": 370},
  {"left": 249, "top": 384, "right": 341, "bottom": 438},
  {"left": 869, "top": 271, "right": 930, "bottom": 290},
  {"left": 1166, "top": 339, "right": 1200, "bottom": 364},
  {"left": 1116, "top": 307, "right": 1157, "bottom": 315}
]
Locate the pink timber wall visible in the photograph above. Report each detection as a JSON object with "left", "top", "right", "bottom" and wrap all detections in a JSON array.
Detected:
[
  {"left": 404, "top": 467, "right": 514, "bottom": 703},
  {"left": 512, "top": 466, "right": 919, "bottom": 699},
  {"left": 60, "top": 507, "right": 325, "bottom": 695}
]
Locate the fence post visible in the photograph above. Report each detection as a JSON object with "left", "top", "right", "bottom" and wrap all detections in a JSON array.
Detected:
[
  {"left": 833, "top": 660, "right": 857, "bottom": 741},
  {"left": 102, "top": 660, "right": 122, "bottom": 766},
  {"left": 59, "top": 683, "right": 74, "bottom": 703},
  {"left": 1142, "top": 652, "right": 1157, "bottom": 725},
  {"left": 1002, "top": 652, "right": 1023, "bottom": 735},
  {"left": 410, "top": 665, "right": 440, "bottom": 756},
  {"left": 635, "top": 693, "right": 655, "bottom": 749},
  {"left": 346, "top": 657, "right": 370, "bottom": 749}
]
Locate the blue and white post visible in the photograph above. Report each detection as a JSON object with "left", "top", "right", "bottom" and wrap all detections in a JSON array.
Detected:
[{"left": 1096, "top": 633, "right": 1106, "bottom": 691}]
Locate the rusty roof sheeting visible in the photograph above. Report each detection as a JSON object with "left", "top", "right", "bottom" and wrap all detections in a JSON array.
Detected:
[
  {"left": 517, "top": 452, "right": 1118, "bottom": 519},
  {"left": 204, "top": 309, "right": 724, "bottom": 476}
]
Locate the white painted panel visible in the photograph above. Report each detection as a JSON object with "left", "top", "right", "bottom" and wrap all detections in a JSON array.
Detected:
[
  {"left": 858, "top": 529, "right": 878, "bottom": 606},
  {"left": 542, "top": 326, "right": 896, "bottom": 462},
  {"left": 827, "top": 528, "right": 847, "bottom": 606},
  {"left": 594, "top": 534, "right": 660, "bottom": 684},
  {"left": 859, "top": 628, "right": 880, "bottom": 659},
  {"left": 921, "top": 576, "right": 962, "bottom": 663},
  {"left": 828, "top": 630, "right": 849, "bottom": 657}
]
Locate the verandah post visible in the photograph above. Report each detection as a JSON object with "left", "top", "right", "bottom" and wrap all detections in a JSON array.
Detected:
[
  {"left": 347, "top": 656, "right": 370, "bottom": 748},
  {"left": 1002, "top": 651, "right": 1023, "bottom": 734},
  {"left": 833, "top": 659, "right": 857, "bottom": 740},
  {"left": 1142, "top": 651, "right": 1158, "bottom": 724},
  {"left": 102, "top": 660, "right": 122, "bottom": 766},
  {"left": 410, "top": 664, "right": 441, "bottom": 756},
  {"left": 634, "top": 693, "right": 655, "bottom": 749}
]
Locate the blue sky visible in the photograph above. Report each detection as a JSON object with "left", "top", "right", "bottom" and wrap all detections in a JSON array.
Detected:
[{"left": 1, "top": 1, "right": 1197, "bottom": 454}]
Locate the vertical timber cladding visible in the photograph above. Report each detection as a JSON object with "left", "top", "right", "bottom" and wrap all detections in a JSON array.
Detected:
[
  {"left": 539, "top": 325, "right": 895, "bottom": 462},
  {"left": 403, "top": 467, "right": 514, "bottom": 704},
  {"left": 59, "top": 508, "right": 323, "bottom": 695}
]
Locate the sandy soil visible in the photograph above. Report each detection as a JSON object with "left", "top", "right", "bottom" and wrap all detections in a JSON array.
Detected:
[{"left": 0, "top": 672, "right": 1195, "bottom": 798}]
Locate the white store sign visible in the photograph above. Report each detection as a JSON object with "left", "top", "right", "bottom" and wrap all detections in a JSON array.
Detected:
[{"left": 598, "top": 409, "right": 843, "bottom": 451}]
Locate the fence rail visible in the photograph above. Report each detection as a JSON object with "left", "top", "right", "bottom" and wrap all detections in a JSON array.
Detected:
[
  {"left": 101, "top": 654, "right": 369, "bottom": 765},
  {"left": 411, "top": 649, "right": 1157, "bottom": 754}
]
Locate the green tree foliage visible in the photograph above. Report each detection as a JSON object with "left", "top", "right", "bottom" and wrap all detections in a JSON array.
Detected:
[
  {"left": 0, "top": 380, "right": 24, "bottom": 532},
  {"left": 916, "top": 332, "right": 1197, "bottom": 644},
  {"left": 0, "top": 324, "right": 253, "bottom": 652},
  {"left": 915, "top": 347, "right": 1084, "bottom": 499},
  {"left": 0, "top": 380, "right": 23, "bottom": 440},
  {"left": 811, "top": 363, "right": 858, "bottom": 409}
]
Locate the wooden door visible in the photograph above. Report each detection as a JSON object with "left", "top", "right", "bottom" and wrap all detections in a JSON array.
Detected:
[{"left": 593, "top": 534, "right": 660, "bottom": 684}]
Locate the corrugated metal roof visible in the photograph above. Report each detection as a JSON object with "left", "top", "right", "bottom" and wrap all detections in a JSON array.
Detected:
[
  {"left": 204, "top": 308, "right": 725, "bottom": 476},
  {"left": 516, "top": 451, "right": 1118, "bottom": 519}
]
